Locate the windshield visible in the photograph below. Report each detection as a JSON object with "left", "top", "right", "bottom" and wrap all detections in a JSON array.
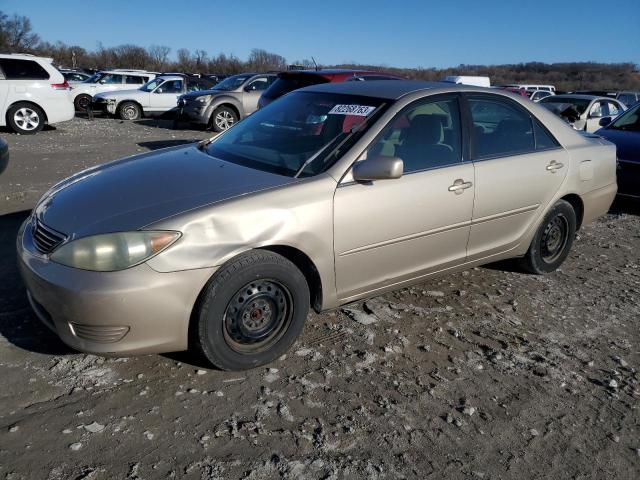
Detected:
[
  {"left": 540, "top": 96, "right": 591, "bottom": 114},
  {"left": 608, "top": 103, "right": 640, "bottom": 132},
  {"left": 213, "top": 74, "right": 254, "bottom": 91},
  {"left": 206, "top": 91, "right": 387, "bottom": 177},
  {"left": 141, "top": 78, "right": 164, "bottom": 92}
]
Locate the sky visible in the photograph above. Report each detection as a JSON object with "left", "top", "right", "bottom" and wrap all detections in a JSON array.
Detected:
[{"left": 3, "top": 0, "right": 639, "bottom": 69}]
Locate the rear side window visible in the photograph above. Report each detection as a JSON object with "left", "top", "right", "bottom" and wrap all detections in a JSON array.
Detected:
[
  {"left": 125, "top": 75, "right": 145, "bottom": 84},
  {"left": 100, "top": 74, "right": 123, "bottom": 84},
  {"left": 469, "top": 97, "right": 535, "bottom": 158},
  {"left": 533, "top": 121, "right": 559, "bottom": 150},
  {"left": 0, "top": 59, "right": 50, "bottom": 80}
]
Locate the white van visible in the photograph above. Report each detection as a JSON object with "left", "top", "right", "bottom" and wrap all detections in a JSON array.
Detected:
[
  {"left": 0, "top": 53, "right": 75, "bottom": 134},
  {"left": 504, "top": 84, "right": 556, "bottom": 93},
  {"left": 442, "top": 76, "right": 491, "bottom": 87},
  {"left": 71, "top": 69, "right": 157, "bottom": 111}
]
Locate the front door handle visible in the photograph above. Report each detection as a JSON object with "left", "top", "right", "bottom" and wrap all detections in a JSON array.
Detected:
[
  {"left": 448, "top": 179, "right": 473, "bottom": 194},
  {"left": 546, "top": 160, "right": 564, "bottom": 172}
]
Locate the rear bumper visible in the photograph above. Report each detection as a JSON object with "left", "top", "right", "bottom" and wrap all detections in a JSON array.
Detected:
[
  {"left": 44, "top": 96, "right": 75, "bottom": 124},
  {"left": 17, "top": 219, "right": 217, "bottom": 355},
  {"left": 582, "top": 182, "right": 617, "bottom": 224}
]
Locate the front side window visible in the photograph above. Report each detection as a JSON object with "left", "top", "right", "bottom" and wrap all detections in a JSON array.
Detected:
[
  {"left": 363, "top": 96, "right": 462, "bottom": 173},
  {"left": 469, "top": 96, "right": 534, "bottom": 158},
  {"left": 607, "top": 103, "right": 640, "bottom": 132},
  {"left": 590, "top": 101, "right": 604, "bottom": 117},
  {"left": 245, "top": 77, "right": 270, "bottom": 91},
  {"left": 157, "top": 80, "right": 182, "bottom": 93},
  {"left": 206, "top": 91, "right": 387, "bottom": 177},
  {"left": 0, "top": 59, "right": 49, "bottom": 80},
  {"left": 140, "top": 78, "right": 163, "bottom": 92},
  {"left": 100, "top": 74, "right": 123, "bottom": 84}
]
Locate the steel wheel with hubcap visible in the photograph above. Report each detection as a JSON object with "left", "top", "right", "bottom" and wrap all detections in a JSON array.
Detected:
[
  {"left": 192, "top": 250, "right": 310, "bottom": 371},
  {"left": 519, "top": 199, "right": 576, "bottom": 274},
  {"left": 211, "top": 106, "right": 238, "bottom": 133},
  {"left": 118, "top": 102, "right": 142, "bottom": 120},
  {"left": 7, "top": 103, "right": 45, "bottom": 134}
]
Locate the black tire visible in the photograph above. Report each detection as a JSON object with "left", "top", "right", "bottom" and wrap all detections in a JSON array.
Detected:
[
  {"left": 74, "top": 94, "right": 92, "bottom": 112},
  {"left": 117, "top": 102, "right": 142, "bottom": 121},
  {"left": 210, "top": 105, "right": 238, "bottom": 133},
  {"left": 192, "top": 250, "right": 310, "bottom": 371},
  {"left": 518, "top": 200, "right": 576, "bottom": 274},
  {"left": 7, "top": 102, "right": 45, "bottom": 134}
]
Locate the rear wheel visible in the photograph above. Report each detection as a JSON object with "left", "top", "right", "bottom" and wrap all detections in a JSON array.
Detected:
[
  {"left": 117, "top": 102, "right": 142, "bottom": 120},
  {"left": 210, "top": 105, "right": 238, "bottom": 133},
  {"left": 518, "top": 200, "right": 576, "bottom": 274},
  {"left": 74, "top": 94, "right": 92, "bottom": 112},
  {"left": 7, "top": 103, "right": 45, "bottom": 134},
  {"left": 192, "top": 250, "right": 309, "bottom": 371}
]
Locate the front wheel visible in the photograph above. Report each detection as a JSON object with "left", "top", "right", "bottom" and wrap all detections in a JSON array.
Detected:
[
  {"left": 210, "top": 105, "right": 238, "bottom": 133},
  {"left": 192, "top": 250, "right": 310, "bottom": 370},
  {"left": 7, "top": 103, "right": 45, "bottom": 134},
  {"left": 117, "top": 102, "right": 142, "bottom": 120},
  {"left": 518, "top": 199, "right": 576, "bottom": 274},
  {"left": 74, "top": 94, "right": 92, "bottom": 112}
]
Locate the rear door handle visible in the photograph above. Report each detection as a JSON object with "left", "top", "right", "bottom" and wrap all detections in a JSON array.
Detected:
[
  {"left": 546, "top": 160, "right": 564, "bottom": 172},
  {"left": 448, "top": 179, "right": 473, "bottom": 194}
]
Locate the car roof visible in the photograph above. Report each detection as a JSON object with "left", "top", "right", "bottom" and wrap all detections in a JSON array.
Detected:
[
  {"left": 300, "top": 80, "right": 465, "bottom": 99},
  {"left": 550, "top": 94, "right": 604, "bottom": 101}
]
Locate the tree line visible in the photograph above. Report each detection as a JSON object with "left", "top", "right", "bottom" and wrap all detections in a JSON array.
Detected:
[{"left": 1, "top": 10, "right": 638, "bottom": 91}]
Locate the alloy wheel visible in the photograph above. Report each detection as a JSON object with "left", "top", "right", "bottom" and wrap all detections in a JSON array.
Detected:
[
  {"left": 14, "top": 108, "right": 40, "bottom": 131},
  {"left": 215, "top": 111, "right": 235, "bottom": 130}
]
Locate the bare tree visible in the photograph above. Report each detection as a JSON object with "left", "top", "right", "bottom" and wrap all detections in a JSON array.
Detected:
[
  {"left": 148, "top": 45, "right": 171, "bottom": 71},
  {"left": 0, "top": 13, "right": 40, "bottom": 52}
]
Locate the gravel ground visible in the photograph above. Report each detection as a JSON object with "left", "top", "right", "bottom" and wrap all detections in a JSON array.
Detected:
[{"left": 1, "top": 118, "right": 639, "bottom": 479}]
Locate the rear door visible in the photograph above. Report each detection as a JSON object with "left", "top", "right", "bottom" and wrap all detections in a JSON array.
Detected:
[{"left": 465, "top": 94, "right": 569, "bottom": 260}]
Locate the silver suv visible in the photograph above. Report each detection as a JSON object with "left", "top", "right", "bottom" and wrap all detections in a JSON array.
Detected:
[{"left": 176, "top": 73, "right": 276, "bottom": 132}]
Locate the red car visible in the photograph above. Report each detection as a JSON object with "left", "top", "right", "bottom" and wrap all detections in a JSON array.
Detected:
[{"left": 258, "top": 69, "right": 404, "bottom": 109}]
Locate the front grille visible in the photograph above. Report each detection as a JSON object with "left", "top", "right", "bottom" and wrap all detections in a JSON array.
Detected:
[{"left": 32, "top": 219, "right": 67, "bottom": 254}]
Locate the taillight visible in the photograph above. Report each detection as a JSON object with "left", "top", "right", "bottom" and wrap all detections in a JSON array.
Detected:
[{"left": 51, "top": 80, "right": 70, "bottom": 90}]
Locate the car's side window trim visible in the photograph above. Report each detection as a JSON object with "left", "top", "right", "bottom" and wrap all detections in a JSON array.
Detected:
[
  {"left": 338, "top": 93, "right": 467, "bottom": 187},
  {"left": 463, "top": 92, "right": 562, "bottom": 162}
]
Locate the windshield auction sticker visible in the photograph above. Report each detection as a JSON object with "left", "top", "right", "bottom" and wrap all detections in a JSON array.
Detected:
[{"left": 328, "top": 105, "right": 376, "bottom": 116}]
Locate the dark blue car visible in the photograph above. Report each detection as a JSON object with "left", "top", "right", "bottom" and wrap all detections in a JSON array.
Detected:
[{"left": 596, "top": 103, "right": 640, "bottom": 198}]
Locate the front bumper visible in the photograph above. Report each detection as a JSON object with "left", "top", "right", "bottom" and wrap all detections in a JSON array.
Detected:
[
  {"left": 91, "top": 98, "right": 116, "bottom": 115},
  {"left": 17, "top": 219, "right": 216, "bottom": 355},
  {"left": 178, "top": 100, "right": 211, "bottom": 124}
]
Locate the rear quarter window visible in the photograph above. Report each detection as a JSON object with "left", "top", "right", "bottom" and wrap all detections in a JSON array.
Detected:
[{"left": 0, "top": 59, "right": 50, "bottom": 80}]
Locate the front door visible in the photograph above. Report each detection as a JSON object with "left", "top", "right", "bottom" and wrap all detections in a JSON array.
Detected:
[
  {"left": 334, "top": 95, "right": 475, "bottom": 302},
  {"left": 241, "top": 76, "right": 272, "bottom": 115},
  {"left": 465, "top": 94, "right": 569, "bottom": 260},
  {"left": 150, "top": 79, "right": 183, "bottom": 112}
]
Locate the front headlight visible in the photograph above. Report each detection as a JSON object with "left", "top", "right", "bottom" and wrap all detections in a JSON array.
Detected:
[
  {"left": 195, "top": 95, "right": 212, "bottom": 104},
  {"left": 50, "top": 231, "right": 181, "bottom": 272}
]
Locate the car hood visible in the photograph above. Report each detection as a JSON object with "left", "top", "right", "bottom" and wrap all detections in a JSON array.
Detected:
[
  {"left": 94, "top": 89, "right": 146, "bottom": 100},
  {"left": 34, "top": 145, "right": 295, "bottom": 238},
  {"left": 181, "top": 88, "right": 238, "bottom": 100},
  {"left": 595, "top": 128, "right": 640, "bottom": 162}
]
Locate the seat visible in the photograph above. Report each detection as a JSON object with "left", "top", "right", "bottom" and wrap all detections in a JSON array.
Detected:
[{"left": 395, "top": 114, "right": 455, "bottom": 171}]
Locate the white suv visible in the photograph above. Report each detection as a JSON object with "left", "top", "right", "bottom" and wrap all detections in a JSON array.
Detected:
[
  {"left": 0, "top": 53, "right": 75, "bottom": 134},
  {"left": 71, "top": 69, "right": 157, "bottom": 111}
]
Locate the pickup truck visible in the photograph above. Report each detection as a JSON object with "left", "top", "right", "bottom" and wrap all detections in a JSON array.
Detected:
[{"left": 91, "top": 75, "right": 217, "bottom": 120}]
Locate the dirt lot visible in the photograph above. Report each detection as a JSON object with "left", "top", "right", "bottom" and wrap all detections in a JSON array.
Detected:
[{"left": 1, "top": 117, "right": 639, "bottom": 479}]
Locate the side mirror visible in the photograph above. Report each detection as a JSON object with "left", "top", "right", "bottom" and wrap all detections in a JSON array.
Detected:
[
  {"left": 155, "top": 88, "right": 163, "bottom": 94},
  {"left": 599, "top": 117, "right": 612, "bottom": 127},
  {"left": 352, "top": 156, "right": 403, "bottom": 182}
]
